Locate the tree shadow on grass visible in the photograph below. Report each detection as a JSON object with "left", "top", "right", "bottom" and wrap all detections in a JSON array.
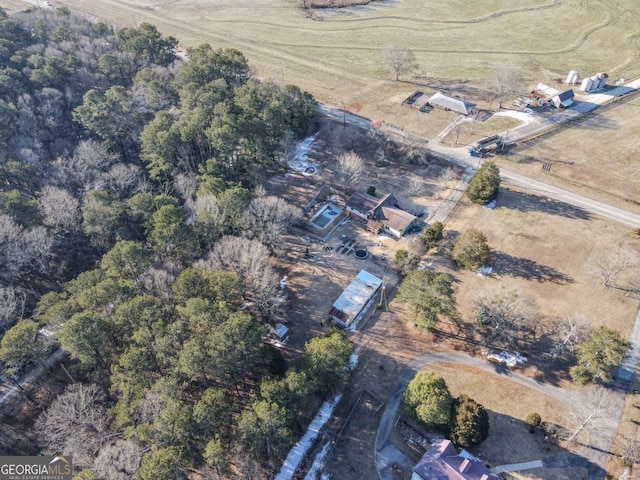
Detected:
[
  {"left": 527, "top": 343, "right": 574, "bottom": 387},
  {"left": 496, "top": 188, "right": 591, "bottom": 221},
  {"left": 493, "top": 251, "right": 573, "bottom": 284}
]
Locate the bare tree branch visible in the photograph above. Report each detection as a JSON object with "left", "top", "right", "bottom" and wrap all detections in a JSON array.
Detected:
[
  {"left": 548, "top": 313, "right": 591, "bottom": 361},
  {"left": 566, "top": 386, "right": 613, "bottom": 445},
  {"left": 36, "top": 383, "right": 109, "bottom": 468},
  {"left": 336, "top": 151, "right": 365, "bottom": 193}
]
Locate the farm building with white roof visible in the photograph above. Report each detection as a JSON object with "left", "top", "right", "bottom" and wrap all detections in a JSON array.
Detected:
[
  {"left": 427, "top": 92, "right": 477, "bottom": 115},
  {"left": 329, "top": 270, "right": 383, "bottom": 328}
]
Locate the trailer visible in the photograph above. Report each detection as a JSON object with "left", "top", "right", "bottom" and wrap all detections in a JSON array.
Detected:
[{"left": 468, "top": 135, "right": 504, "bottom": 157}]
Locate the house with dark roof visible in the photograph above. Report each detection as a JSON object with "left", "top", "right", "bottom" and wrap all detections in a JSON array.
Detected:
[
  {"left": 345, "top": 192, "right": 419, "bottom": 238},
  {"left": 412, "top": 439, "right": 498, "bottom": 480},
  {"left": 550, "top": 89, "right": 575, "bottom": 108},
  {"left": 427, "top": 92, "right": 477, "bottom": 116}
]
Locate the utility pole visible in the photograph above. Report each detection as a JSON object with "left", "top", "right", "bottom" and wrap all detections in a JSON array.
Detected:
[{"left": 614, "top": 78, "right": 624, "bottom": 101}]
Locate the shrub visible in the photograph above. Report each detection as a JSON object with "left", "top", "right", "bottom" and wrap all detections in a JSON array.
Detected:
[
  {"left": 466, "top": 161, "right": 500, "bottom": 205},
  {"left": 525, "top": 412, "right": 541, "bottom": 433},
  {"left": 403, "top": 371, "right": 452, "bottom": 428},
  {"left": 367, "top": 185, "right": 376, "bottom": 196},
  {"left": 451, "top": 228, "right": 492, "bottom": 270},
  {"left": 420, "top": 221, "right": 443, "bottom": 250},
  {"left": 449, "top": 395, "right": 490, "bottom": 448}
]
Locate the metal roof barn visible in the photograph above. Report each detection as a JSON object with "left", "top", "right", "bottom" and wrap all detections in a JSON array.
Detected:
[
  {"left": 329, "top": 270, "right": 383, "bottom": 328},
  {"left": 427, "top": 92, "right": 476, "bottom": 115}
]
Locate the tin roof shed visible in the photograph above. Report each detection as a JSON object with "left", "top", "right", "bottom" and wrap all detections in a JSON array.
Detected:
[
  {"left": 329, "top": 270, "right": 383, "bottom": 327},
  {"left": 428, "top": 92, "right": 476, "bottom": 115}
]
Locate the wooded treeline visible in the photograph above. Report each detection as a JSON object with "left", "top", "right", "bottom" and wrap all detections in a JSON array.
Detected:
[{"left": 0, "top": 7, "right": 350, "bottom": 479}]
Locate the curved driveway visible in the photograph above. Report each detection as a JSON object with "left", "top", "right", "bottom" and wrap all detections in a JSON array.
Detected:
[
  {"left": 374, "top": 352, "right": 569, "bottom": 479},
  {"left": 373, "top": 351, "right": 613, "bottom": 480},
  {"left": 320, "top": 90, "right": 640, "bottom": 479}
]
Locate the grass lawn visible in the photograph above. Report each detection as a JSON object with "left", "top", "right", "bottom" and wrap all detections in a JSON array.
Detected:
[
  {"left": 44, "top": 0, "right": 640, "bottom": 110},
  {"left": 441, "top": 189, "right": 639, "bottom": 336},
  {"left": 496, "top": 93, "right": 640, "bottom": 214},
  {"left": 426, "top": 362, "right": 572, "bottom": 466}
]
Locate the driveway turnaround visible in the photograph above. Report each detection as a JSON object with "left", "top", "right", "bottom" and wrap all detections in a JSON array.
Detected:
[{"left": 373, "top": 351, "right": 621, "bottom": 480}]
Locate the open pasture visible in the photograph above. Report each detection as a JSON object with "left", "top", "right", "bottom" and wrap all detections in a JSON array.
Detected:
[
  {"left": 48, "top": 0, "right": 640, "bottom": 114},
  {"left": 440, "top": 187, "right": 639, "bottom": 349},
  {"left": 496, "top": 93, "right": 640, "bottom": 214}
]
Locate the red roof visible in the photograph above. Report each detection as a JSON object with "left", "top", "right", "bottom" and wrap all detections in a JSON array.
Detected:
[{"left": 413, "top": 439, "right": 498, "bottom": 480}]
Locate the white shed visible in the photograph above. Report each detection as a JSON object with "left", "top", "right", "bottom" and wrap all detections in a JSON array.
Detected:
[{"left": 328, "top": 270, "right": 383, "bottom": 328}]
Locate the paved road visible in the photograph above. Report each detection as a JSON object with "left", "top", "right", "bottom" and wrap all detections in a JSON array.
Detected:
[
  {"left": 320, "top": 82, "right": 640, "bottom": 229},
  {"left": 371, "top": 300, "right": 640, "bottom": 480},
  {"left": 321, "top": 84, "right": 640, "bottom": 480}
]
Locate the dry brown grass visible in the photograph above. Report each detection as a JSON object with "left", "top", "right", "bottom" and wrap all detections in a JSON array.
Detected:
[
  {"left": 40, "top": 0, "right": 640, "bottom": 215},
  {"left": 427, "top": 362, "right": 571, "bottom": 465},
  {"left": 496, "top": 93, "right": 640, "bottom": 214},
  {"left": 49, "top": 0, "right": 640, "bottom": 114},
  {"left": 440, "top": 188, "right": 639, "bottom": 338},
  {"left": 273, "top": 124, "right": 640, "bottom": 479}
]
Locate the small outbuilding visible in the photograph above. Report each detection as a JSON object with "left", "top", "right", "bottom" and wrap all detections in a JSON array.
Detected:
[
  {"left": 550, "top": 89, "right": 574, "bottom": 108},
  {"left": 267, "top": 323, "right": 290, "bottom": 346},
  {"left": 427, "top": 92, "right": 477, "bottom": 116},
  {"left": 328, "top": 270, "right": 383, "bottom": 328}
]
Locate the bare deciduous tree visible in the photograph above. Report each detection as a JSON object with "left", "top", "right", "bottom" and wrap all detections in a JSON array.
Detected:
[
  {"left": 592, "top": 253, "right": 633, "bottom": 289},
  {"left": 99, "top": 163, "right": 145, "bottom": 198},
  {"left": 407, "top": 178, "right": 426, "bottom": 197},
  {"left": 488, "top": 67, "right": 521, "bottom": 108},
  {"left": 384, "top": 44, "right": 417, "bottom": 81},
  {"left": 241, "top": 195, "right": 302, "bottom": 252},
  {"left": 138, "top": 391, "right": 164, "bottom": 424},
  {"left": 0, "top": 216, "right": 53, "bottom": 283},
  {"left": 94, "top": 439, "right": 143, "bottom": 480},
  {"left": 38, "top": 186, "right": 81, "bottom": 234},
  {"left": 279, "top": 129, "right": 297, "bottom": 167},
  {"left": 36, "top": 383, "right": 109, "bottom": 468},
  {"left": 0, "top": 287, "right": 26, "bottom": 331},
  {"left": 592, "top": 252, "right": 640, "bottom": 297},
  {"left": 336, "top": 151, "right": 365, "bottom": 193},
  {"left": 199, "top": 236, "right": 280, "bottom": 313},
  {"left": 437, "top": 166, "right": 456, "bottom": 198},
  {"left": 173, "top": 172, "right": 198, "bottom": 203},
  {"left": 547, "top": 314, "right": 590, "bottom": 361},
  {"left": 63, "top": 139, "right": 120, "bottom": 193},
  {"left": 439, "top": 166, "right": 456, "bottom": 185},
  {"left": 474, "top": 288, "right": 540, "bottom": 351},
  {"left": 616, "top": 435, "right": 640, "bottom": 468},
  {"left": 141, "top": 265, "right": 176, "bottom": 299},
  {"left": 566, "top": 386, "right": 613, "bottom": 444},
  {"left": 399, "top": 138, "right": 428, "bottom": 165}
]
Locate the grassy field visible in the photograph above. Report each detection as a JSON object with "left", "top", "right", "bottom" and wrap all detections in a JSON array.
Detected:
[
  {"left": 38, "top": 0, "right": 640, "bottom": 209},
  {"left": 40, "top": 0, "right": 640, "bottom": 111},
  {"left": 496, "top": 92, "right": 640, "bottom": 214},
  {"left": 439, "top": 188, "right": 639, "bottom": 345}
]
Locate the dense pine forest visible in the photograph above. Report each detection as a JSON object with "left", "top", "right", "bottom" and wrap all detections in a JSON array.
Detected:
[{"left": 0, "top": 7, "right": 353, "bottom": 479}]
